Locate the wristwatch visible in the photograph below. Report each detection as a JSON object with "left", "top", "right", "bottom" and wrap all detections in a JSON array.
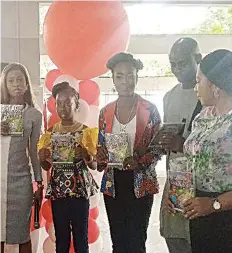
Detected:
[{"left": 212, "top": 198, "right": 221, "bottom": 211}]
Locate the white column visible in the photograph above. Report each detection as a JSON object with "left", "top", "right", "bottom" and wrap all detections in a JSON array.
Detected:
[{"left": 1, "top": 1, "right": 43, "bottom": 108}]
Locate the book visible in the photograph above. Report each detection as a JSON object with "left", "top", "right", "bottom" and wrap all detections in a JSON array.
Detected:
[
  {"left": 105, "top": 132, "right": 129, "bottom": 167},
  {"left": 149, "top": 121, "right": 186, "bottom": 148},
  {"left": 51, "top": 133, "right": 77, "bottom": 164},
  {"left": 168, "top": 170, "right": 195, "bottom": 213},
  {"left": 1, "top": 104, "right": 24, "bottom": 136}
]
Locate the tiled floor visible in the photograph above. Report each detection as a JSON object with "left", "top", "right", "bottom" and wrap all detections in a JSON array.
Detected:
[{"left": 98, "top": 176, "right": 169, "bottom": 253}]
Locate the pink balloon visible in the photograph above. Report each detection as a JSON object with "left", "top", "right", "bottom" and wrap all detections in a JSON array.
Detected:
[
  {"left": 47, "top": 96, "right": 56, "bottom": 113},
  {"left": 79, "top": 80, "right": 100, "bottom": 105},
  {"left": 54, "top": 74, "right": 79, "bottom": 90},
  {"left": 75, "top": 99, "right": 90, "bottom": 124},
  {"left": 47, "top": 113, "right": 60, "bottom": 130},
  {"left": 88, "top": 218, "right": 100, "bottom": 244},
  {"left": 45, "top": 69, "right": 62, "bottom": 91},
  {"left": 89, "top": 207, "right": 99, "bottom": 220},
  {"left": 43, "top": 237, "right": 55, "bottom": 253}
]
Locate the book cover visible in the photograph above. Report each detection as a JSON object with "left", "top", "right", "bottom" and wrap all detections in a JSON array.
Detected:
[
  {"left": 105, "top": 133, "right": 129, "bottom": 167},
  {"left": 168, "top": 170, "right": 195, "bottom": 213},
  {"left": 1, "top": 104, "right": 24, "bottom": 136},
  {"left": 149, "top": 122, "right": 186, "bottom": 148},
  {"left": 51, "top": 133, "right": 77, "bottom": 164}
]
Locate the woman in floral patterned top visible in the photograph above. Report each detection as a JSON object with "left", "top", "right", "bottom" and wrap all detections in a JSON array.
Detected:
[
  {"left": 38, "top": 82, "right": 98, "bottom": 253},
  {"left": 184, "top": 49, "right": 232, "bottom": 253},
  {"left": 96, "top": 53, "right": 162, "bottom": 253}
]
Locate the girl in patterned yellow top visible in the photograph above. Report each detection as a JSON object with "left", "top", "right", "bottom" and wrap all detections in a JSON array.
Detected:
[{"left": 38, "top": 82, "right": 98, "bottom": 253}]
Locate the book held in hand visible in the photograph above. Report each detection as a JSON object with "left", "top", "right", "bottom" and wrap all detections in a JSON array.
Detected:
[
  {"left": 105, "top": 133, "right": 129, "bottom": 167},
  {"left": 1, "top": 104, "right": 24, "bottom": 136},
  {"left": 149, "top": 121, "right": 186, "bottom": 148},
  {"left": 168, "top": 170, "right": 195, "bottom": 213},
  {"left": 51, "top": 133, "right": 77, "bottom": 164}
]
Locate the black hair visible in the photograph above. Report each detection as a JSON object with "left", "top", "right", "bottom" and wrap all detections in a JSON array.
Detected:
[
  {"left": 106, "top": 52, "right": 144, "bottom": 72},
  {"left": 52, "top": 82, "right": 80, "bottom": 107},
  {"left": 200, "top": 49, "right": 232, "bottom": 94}
]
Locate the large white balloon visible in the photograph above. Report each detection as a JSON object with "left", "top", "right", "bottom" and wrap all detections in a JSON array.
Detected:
[
  {"left": 90, "top": 170, "right": 103, "bottom": 186},
  {"left": 89, "top": 192, "right": 100, "bottom": 209},
  {"left": 75, "top": 99, "right": 90, "bottom": 124},
  {"left": 54, "top": 74, "right": 79, "bottom": 90},
  {"left": 31, "top": 227, "right": 48, "bottom": 253},
  {"left": 85, "top": 106, "right": 100, "bottom": 128},
  {"left": 43, "top": 237, "right": 55, "bottom": 253},
  {"left": 89, "top": 235, "right": 103, "bottom": 253}
]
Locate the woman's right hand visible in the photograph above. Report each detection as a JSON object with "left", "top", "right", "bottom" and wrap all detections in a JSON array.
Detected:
[
  {"left": 96, "top": 145, "right": 108, "bottom": 165},
  {"left": 38, "top": 148, "right": 51, "bottom": 162},
  {"left": 164, "top": 194, "right": 176, "bottom": 214},
  {"left": 1, "top": 121, "right": 10, "bottom": 136}
]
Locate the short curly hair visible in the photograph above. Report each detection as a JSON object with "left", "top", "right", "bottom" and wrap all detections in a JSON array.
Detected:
[{"left": 106, "top": 52, "right": 144, "bottom": 72}]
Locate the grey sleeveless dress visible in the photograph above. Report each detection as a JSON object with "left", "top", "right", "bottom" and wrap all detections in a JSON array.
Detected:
[{"left": 1, "top": 105, "right": 42, "bottom": 244}]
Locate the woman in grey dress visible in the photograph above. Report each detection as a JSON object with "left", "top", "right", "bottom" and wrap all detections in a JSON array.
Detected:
[{"left": 1, "top": 63, "right": 43, "bottom": 253}]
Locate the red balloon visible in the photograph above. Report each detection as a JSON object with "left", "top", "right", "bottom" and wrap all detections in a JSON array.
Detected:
[
  {"left": 45, "top": 69, "right": 62, "bottom": 91},
  {"left": 47, "top": 96, "right": 56, "bottom": 113},
  {"left": 89, "top": 207, "right": 99, "bottom": 220},
  {"left": 79, "top": 80, "right": 100, "bottom": 105},
  {"left": 88, "top": 218, "right": 100, "bottom": 244},
  {"left": 41, "top": 200, "right": 53, "bottom": 223},
  {"left": 47, "top": 113, "right": 60, "bottom": 130},
  {"left": 69, "top": 240, "right": 75, "bottom": 253},
  {"left": 44, "top": 1, "right": 130, "bottom": 80}
]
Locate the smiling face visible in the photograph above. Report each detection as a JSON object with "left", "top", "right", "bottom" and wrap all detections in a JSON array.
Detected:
[
  {"left": 6, "top": 69, "right": 28, "bottom": 98},
  {"left": 112, "top": 61, "right": 137, "bottom": 97},
  {"left": 195, "top": 67, "right": 217, "bottom": 106}
]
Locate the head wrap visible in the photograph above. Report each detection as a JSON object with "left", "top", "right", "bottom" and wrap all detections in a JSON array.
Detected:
[{"left": 200, "top": 49, "right": 232, "bottom": 94}]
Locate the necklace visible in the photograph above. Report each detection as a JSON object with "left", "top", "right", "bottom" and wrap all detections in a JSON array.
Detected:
[
  {"left": 116, "top": 95, "right": 137, "bottom": 132},
  {"left": 56, "top": 121, "right": 83, "bottom": 133}
]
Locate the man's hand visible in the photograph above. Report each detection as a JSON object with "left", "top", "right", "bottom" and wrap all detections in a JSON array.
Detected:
[
  {"left": 159, "top": 134, "right": 185, "bottom": 153},
  {"left": 164, "top": 194, "right": 176, "bottom": 214}
]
